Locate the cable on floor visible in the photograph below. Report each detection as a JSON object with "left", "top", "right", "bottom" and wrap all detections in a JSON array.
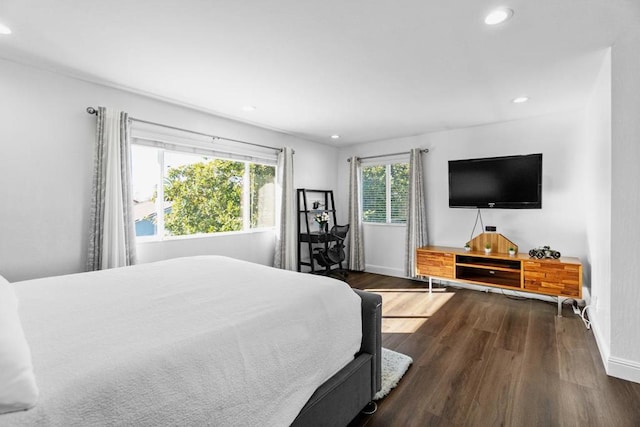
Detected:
[{"left": 580, "top": 305, "right": 592, "bottom": 330}]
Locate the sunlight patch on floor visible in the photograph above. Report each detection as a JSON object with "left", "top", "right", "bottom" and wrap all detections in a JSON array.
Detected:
[
  {"left": 381, "top": 317, "right": 428, "bottom": 333},
  {"left": 365, "top": 288, "right": 455, "bottom": 334}
]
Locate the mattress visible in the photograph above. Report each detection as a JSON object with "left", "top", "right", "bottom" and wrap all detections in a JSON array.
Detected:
[{"left": 2, "top": 256, "right": 362, "bottom": 426}]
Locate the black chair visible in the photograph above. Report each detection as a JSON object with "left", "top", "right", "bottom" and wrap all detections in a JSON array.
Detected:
[{"left": 313, "top": 224, "right": 350, "bottom": 280}]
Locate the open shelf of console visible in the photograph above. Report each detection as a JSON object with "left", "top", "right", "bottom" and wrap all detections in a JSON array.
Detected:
[{"left": 455, "top": 254, "right": 521, "bottom": 288}]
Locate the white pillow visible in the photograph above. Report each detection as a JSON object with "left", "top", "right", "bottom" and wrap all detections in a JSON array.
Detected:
[{"left": 0, "top": 275, "right": 39, "bottom": 414}]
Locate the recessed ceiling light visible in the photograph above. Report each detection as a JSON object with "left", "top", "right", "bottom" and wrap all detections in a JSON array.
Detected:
[
  {"left": 0, "top": 22, "right": 12, "bottom": 35},
  {"left": 512, "top": 96, "right": 529, "bottom": 104},
  {"left": 330, "top": 134, "right": 340, "bottom": 140},
  {"left": 241, "top": 105, "right": 256, "bottom": 112},
  {"left": 484, "top": 8, "right": 513, "bottom": 25}
]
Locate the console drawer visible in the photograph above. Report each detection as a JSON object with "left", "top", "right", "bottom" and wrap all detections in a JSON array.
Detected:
[
  {"left": 523, "top": 260, "right": 581, "bottom": 297},
  {"left": 416, "top": 251, "right": 454, "bottom": 278}
]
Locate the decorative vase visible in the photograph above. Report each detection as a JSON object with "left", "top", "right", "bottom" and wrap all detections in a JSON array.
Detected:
[
  {"left": 508, "top": 249, "right": 516, "bottom": 256},
  {"left": 464, "top": 246, "right": 471, "bottom": 252},
  {"left": 484, "top": 248, "right": 492, "bottom": 254}
]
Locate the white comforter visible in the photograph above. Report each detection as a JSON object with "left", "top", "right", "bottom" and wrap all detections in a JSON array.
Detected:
[{"left": 2, "top": 256, "right": 362, "bottom": 426}]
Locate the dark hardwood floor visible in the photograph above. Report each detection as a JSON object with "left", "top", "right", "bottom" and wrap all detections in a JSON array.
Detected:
[{"left": 346, "top": 272, "right": 640, "bottom": 427}]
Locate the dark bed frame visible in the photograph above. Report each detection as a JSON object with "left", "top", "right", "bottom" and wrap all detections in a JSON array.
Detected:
[{"left": 291, "top": 289, "right": 382, "bottom": 427}]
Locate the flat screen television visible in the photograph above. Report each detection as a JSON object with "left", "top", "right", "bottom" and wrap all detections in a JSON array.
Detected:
[{"left": 448, "top": 153, "right": 542, "bottom": 209}]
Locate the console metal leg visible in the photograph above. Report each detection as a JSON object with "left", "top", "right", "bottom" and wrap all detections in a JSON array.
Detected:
[
  {"left": 429, "top": 276, "right": 432, "bottom": 294},
  {"left": 557, "top": 297, "right": 564, "bottom": 317}
]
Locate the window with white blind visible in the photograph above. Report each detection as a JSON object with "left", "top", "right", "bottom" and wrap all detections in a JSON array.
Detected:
[
  {"left": 131, "top": 142, "right": 276, "bottom": 239},
  {"left": 361, "top": 162, "right": 409, "bottom": 224}
]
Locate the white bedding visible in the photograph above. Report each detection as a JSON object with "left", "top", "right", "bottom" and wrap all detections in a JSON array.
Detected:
[{"left": 1, "top": 256, "right": 362, "bottom": 426}]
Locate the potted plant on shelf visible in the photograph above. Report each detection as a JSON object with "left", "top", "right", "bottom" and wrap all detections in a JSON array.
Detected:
[
  {"left": 508, "top": 246, "right": 516, "bottom": 256},
  {"left": 464, "top": 243, "right": 471, "bottom": 252},
  {"left": 314, "top": 211, "right": 330, "bottom": 233},
  {"left": 484, "top": 243, "right": 492, "bottom": 254}
]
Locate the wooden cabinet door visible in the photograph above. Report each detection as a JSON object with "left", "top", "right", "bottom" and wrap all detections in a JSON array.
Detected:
[
  {"left": 416, "top": 250, "right": 454, "bottom": 279},
  {"left": 523, "top": 260, "right": 581, "bottom": 298}
]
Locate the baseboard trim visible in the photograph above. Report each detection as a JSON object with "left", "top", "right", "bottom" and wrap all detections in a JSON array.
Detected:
[
  {"left": 365, "top": 264, "right": 405, "bottom": 278},
  {"left": 607, "top": 356, "right": 640, "bottom": 384},
  {"left": 588, "top": 312, "right": 611, "bottom": 371}
]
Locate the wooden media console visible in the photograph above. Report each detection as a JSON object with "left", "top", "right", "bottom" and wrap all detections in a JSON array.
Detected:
[{"left": 416, "top": 243, "right": 582, "bottom": 316}]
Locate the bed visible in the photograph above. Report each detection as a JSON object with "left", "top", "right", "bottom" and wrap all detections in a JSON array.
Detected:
[{"left": 0, "top": 256, "right": 381, "bottom": 426}]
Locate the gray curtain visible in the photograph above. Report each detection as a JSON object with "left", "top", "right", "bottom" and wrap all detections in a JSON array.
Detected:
[
  {"left": 87, "top": 107, "right": 137, "bottom": 271},
  {"left": 405, "top": 148, "right": 427, "bottom": 278},
  {"left": 348, "top": 156, "right": 365, "bottom": 271},
  {"left": 274, "top": 147, "right": 296, "bottom": 270}
]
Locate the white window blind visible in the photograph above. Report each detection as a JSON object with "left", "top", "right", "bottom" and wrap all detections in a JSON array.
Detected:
[
  {"left": 361, "top": 162, "right": 409, "bottom": 224},
  {"left": 390, "top": 163, "right": 409, "bottom": 223}
]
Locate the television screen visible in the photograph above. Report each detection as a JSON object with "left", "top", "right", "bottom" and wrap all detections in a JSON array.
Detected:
[{"left": 448, "top": 154, "right": 542, "bottom": 209}]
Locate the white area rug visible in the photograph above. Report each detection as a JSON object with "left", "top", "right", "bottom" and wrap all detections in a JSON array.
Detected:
[{"left": 374, "top": 347, "right": 413, "bottom": 400}]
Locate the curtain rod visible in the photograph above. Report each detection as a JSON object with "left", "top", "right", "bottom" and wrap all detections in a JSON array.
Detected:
[
  {"left": 86, "top": 107, "right": 288, "bottom": 153},
  {"left": 347, "top": 149, "right": 429, "bottom": 162}
]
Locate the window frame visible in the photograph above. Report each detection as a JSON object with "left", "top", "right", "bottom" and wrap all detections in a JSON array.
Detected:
[
  {"left": 131, "top": 140, "right": 277, "bottom": 242},
  {"left": 360, "top": 160, "right": 409, "bottom": 225}
]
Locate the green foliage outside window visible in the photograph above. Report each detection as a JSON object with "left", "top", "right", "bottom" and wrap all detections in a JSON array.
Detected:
[
  {"left": 390, "top": 163, "right": 409, "bottom": 223},
  {"left": 163, "top": 159, "right": 244, "bottom": 235},
  {"left": 362, "top": 165, "right": 387, "bottom": 223}
]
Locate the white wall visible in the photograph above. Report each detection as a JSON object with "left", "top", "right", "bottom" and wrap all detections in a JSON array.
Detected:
[
  {"left": 0, "top": 59, "right": 338, "bottom": 282},
  {"left": 609, "top": 19, "right": 640, "bottom": 382},
  {"left": 337, "top": 111, "right": 589, "bottom": 282},
  {"left": 582, "top": 50, "right": 612, "bottom": 363}
]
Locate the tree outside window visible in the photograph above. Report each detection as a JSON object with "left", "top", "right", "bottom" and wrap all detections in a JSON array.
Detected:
[{"left": 163, "top": 159, "right": 244, "bottom": 235}]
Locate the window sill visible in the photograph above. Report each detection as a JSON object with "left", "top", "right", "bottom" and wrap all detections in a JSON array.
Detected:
[
  {"left": 362, "top": 222, "right": 407, "bottom": 227},
  {"left": 136, "top": 227, "right": 275, "bottom": 244}
]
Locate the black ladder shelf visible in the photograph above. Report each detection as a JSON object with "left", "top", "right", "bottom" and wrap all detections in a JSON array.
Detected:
[{"left": 296, "top": 189, "right": 340, "bottom": 273}]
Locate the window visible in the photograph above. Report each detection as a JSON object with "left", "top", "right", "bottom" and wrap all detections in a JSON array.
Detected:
[
  {"left": 361, "top": 162, "right": 409, "bottom": 224},
  {"left": 131, "top": 144, "right": 276, "bottom": 239}
]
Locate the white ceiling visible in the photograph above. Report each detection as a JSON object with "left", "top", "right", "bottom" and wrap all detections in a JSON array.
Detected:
[{"left": 0, "top": 1, "right": 637, "bottom": 145}]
